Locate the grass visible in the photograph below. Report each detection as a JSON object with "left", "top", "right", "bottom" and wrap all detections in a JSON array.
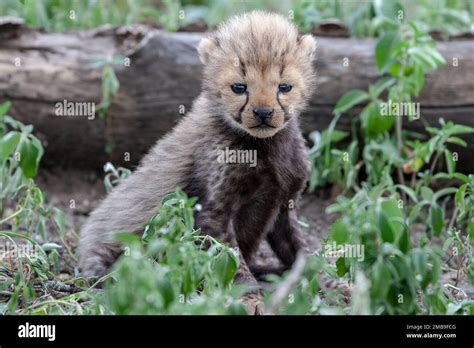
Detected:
[{"left": 0, "top": 0, "right": 472, "bottom": 36}]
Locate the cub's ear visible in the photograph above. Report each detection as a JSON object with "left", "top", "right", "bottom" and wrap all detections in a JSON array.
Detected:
[
  {"left": 197, "top": 37, "right": 218, "bottom": 65},
  {"left": 297, "top": 34, "right": 317, "bottom": 61}
]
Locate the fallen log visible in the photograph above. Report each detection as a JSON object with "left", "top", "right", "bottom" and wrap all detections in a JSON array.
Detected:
[{"left": 0, "top": 22, "right": 473, "bottom": 172}]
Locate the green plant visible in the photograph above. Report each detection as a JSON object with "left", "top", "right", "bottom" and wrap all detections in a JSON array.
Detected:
[
  {"left": 309, "top": 1, "right": 474, "bottom": 191},
  {"left": 103, "top": 162, "right": 131, "bottom": 193},
  {"left": 326, "top": 183, "right": 473, "bottom": 314},
  {"left": 0, "top": 0, "right": 157, "bottom": 32},
  {"left": 0, "top": 102, "right": 68, "bottom": 239},
  {"left": 101, "top": 189, "right": 247, "bottom": 314},
  {"left": 408, "top": 0, "right": 473, "bottom": 38},
  {"left": 3, "top": 0, "right": 471, "bottom": 37},
  {"left": 0, "top": 103, "right": 89, "bottom": 314},
  {"left": 88, "top": 55, "right": 123, "bottom": 120},
  {"left": 0, "top": 102, "right": 43, "bottom": 213},
  {"left": 308, "top": 1, "right": 473, "bottom": 315},
  {"left": 89, "top": 55, "right": 124, "bottom": 154},
  {"left": 308, "top": 115, "right": 359, "bottom": 192}
]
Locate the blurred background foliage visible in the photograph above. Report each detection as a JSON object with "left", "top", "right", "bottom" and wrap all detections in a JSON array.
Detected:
[{"left": 0, "top": 0, "right": 473, "bottom": 36}]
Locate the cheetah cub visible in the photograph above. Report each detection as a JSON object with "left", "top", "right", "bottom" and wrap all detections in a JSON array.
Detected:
[{"left": 78, "top": 11, "right": 317, "bottom": 314}]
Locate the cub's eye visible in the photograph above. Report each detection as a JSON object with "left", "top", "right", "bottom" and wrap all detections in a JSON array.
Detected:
[
  {"left": 230, "top": 83, "right": 247, "bottom": 94},
  {"left": 278, "top": 84, "right": 292, "bottom": 93}
]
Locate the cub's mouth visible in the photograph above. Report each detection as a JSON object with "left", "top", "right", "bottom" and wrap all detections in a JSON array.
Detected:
[
  {"left": 237, "top": 106, "right": 287, "bottom": 138},
  {"left": 244, "top": 122, "right": 283, "bottom": 138},
  {"left": 249, "top": 123, "right": 277, "bottom": 129}
]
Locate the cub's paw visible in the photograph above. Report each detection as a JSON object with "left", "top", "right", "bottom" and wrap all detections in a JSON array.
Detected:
[
  {"left": 240, "top": 292, "right": 264, "bottom": 315},
  {"left": 78, "top": 253, "right": 110, "bottom": 280}
]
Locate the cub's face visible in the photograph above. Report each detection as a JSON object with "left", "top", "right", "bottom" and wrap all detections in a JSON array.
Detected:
[
  {"left": 215, "top": 60, "right": 308, "bottom": 138},
  {"left": 198, "top": 23, "right": 316, "bottom": 139}
]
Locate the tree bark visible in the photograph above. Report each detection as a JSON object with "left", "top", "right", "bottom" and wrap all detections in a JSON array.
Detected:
[{"left": 0, "top": 22, "right": 473, "bottom": 172}]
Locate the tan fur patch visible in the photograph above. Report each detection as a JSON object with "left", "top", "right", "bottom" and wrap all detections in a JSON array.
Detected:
[{"left": 198, "top": 11, "right": 317, "bottom": 138}]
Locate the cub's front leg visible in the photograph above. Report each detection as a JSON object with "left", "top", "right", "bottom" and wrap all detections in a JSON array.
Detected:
[
  {"left": 195, "top": 209, "right": 262, "bottom": 314},
  {"left": 196, "top": 209, "right": 259, "bottom": 285},
  {"left": 266, "top": 207, "right": 307, "bottom": 272}
]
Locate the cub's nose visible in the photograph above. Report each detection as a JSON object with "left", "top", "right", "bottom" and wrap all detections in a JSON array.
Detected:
[{"left": 253, "top": 107, "right": 274, "bottom": 121}]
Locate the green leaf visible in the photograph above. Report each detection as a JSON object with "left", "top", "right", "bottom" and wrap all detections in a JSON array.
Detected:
[
  {"left": 362, "top": 102, "right": 395, "bottom": 137},
  {"left": 412, "top": 65, "right": 425, "bottom": 96},
  {"left": 455, "top": 184, "right": 467, "bottom": 211},
  {"left": 412, "top": 249, "right": 427, "bottom": 280},
  {"left": 444, "top": 149, "right": 455, "bottom": 174},
  {"left": 156, "top": 275, "right": 175, "bottom": 308},
  {"left": 336, "top": 257, "right": 349, "bottom": 277},
  {"left": 330, "top": 219, "right": 349, "bottom": 244},
  {"left": 0, "top": 101, "right": 11, "bottom": 118},
  {"left": 334, "top": 89, "right": 369, "bottom": 114},
  {"left": 326, "top": 129, "right": 349, "bottom": 144},
  {"left": 408, "top": 201, "right": 425, "bottom": 223},
  {"left": 371, "top": 260, "right": 391, "bottom": 300},
  {"left": 440, "top": 8, "right": 471, "bottom": 26},
  {"left": 446, "top": 303, "right": 463, "bottom": 315},
  {"left": 0, "top": 131, "right": 21, "bottom": 161},
  {"left": 429, "top": 204, "right": 444, "bottom": 236},
  {"left": 18, "top": 137, "right": 40, "bottom": 178},
  {"left": 433, "top": 187, "right": 457, "bottom": 201},
  {"left": 114, "top": 232, "right": 141, "bottom": 245},
  {"left": 447, "top": 124, "right": 474, "bottom": 135},
  {"left": 447, "top": 136, "right": 467, "bottom": 147},
  {"left": 409, "top": 47, "right": 438, "bottom": 69},
  {"left": 468, "top": 219, "right": 474, "bottom": 239},
  {"left": 433, "top": 172, "right": 470, "bottom": 183},
  {"left": 424, "top": 46, "right": 446, "bottom": 66},
  {"left": 40, "top": 243, "right": 63, "bottom": 252},
  {"left": 398, "top": 228, "right": 410, "bottom": 253},
  {"left": 378, "top": 211, "right": 395, "bottom": 243},
  {"left": 420, "top": 187, "right": 434, "bottom": 202},
  {"left": 213, "top": 249, "right": 238, "bottom": 287},
  {"left": 375, "top": 32, "right": 398, "bottom": 72},
  {"left": 53, "top": 208, "right": 67, "bottom": 235},
  {"left": 381, "top": 198, "right": 404, "bottom": 237},
  {"left": 395, "top": 185, "right": 418, "bottom": 203},
  {"left": 371, "top": 77, "right": 396, "bottom": 98},
  {"left": 388, "top": 62, "right": 401, "bottom": 76},
  {"left": 374, "top": 0, "right": 404, "bottom": 21}
]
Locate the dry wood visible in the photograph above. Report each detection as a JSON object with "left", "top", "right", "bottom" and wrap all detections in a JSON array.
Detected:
[{"left": 0, "top": 21, "right": 473, "bottom": 171}]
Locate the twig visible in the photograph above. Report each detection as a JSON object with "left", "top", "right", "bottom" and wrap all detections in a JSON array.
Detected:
[
  {"left": 410, "top": 172, "right": 416, "bottom": 188},
  {"left": 52, "top": 222, "right": 77, "bottom": 262},
  {"left": 447, "top": 207, "right": 458, "bottom": 234},
  {"left": 395, "top": 116, "right": 407, "bottom": 202},
  {"left": 429, "top": 150, "right": 441, "bottom": 175},
  {"left": 455, "top": 255, "right": 465, "bottom": 287},
  {"left": 0, "top": 208, "right": 23, "bottom": 225},
  {"left": 266, "top": 252, "right": 307, "bottom": 315}
]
